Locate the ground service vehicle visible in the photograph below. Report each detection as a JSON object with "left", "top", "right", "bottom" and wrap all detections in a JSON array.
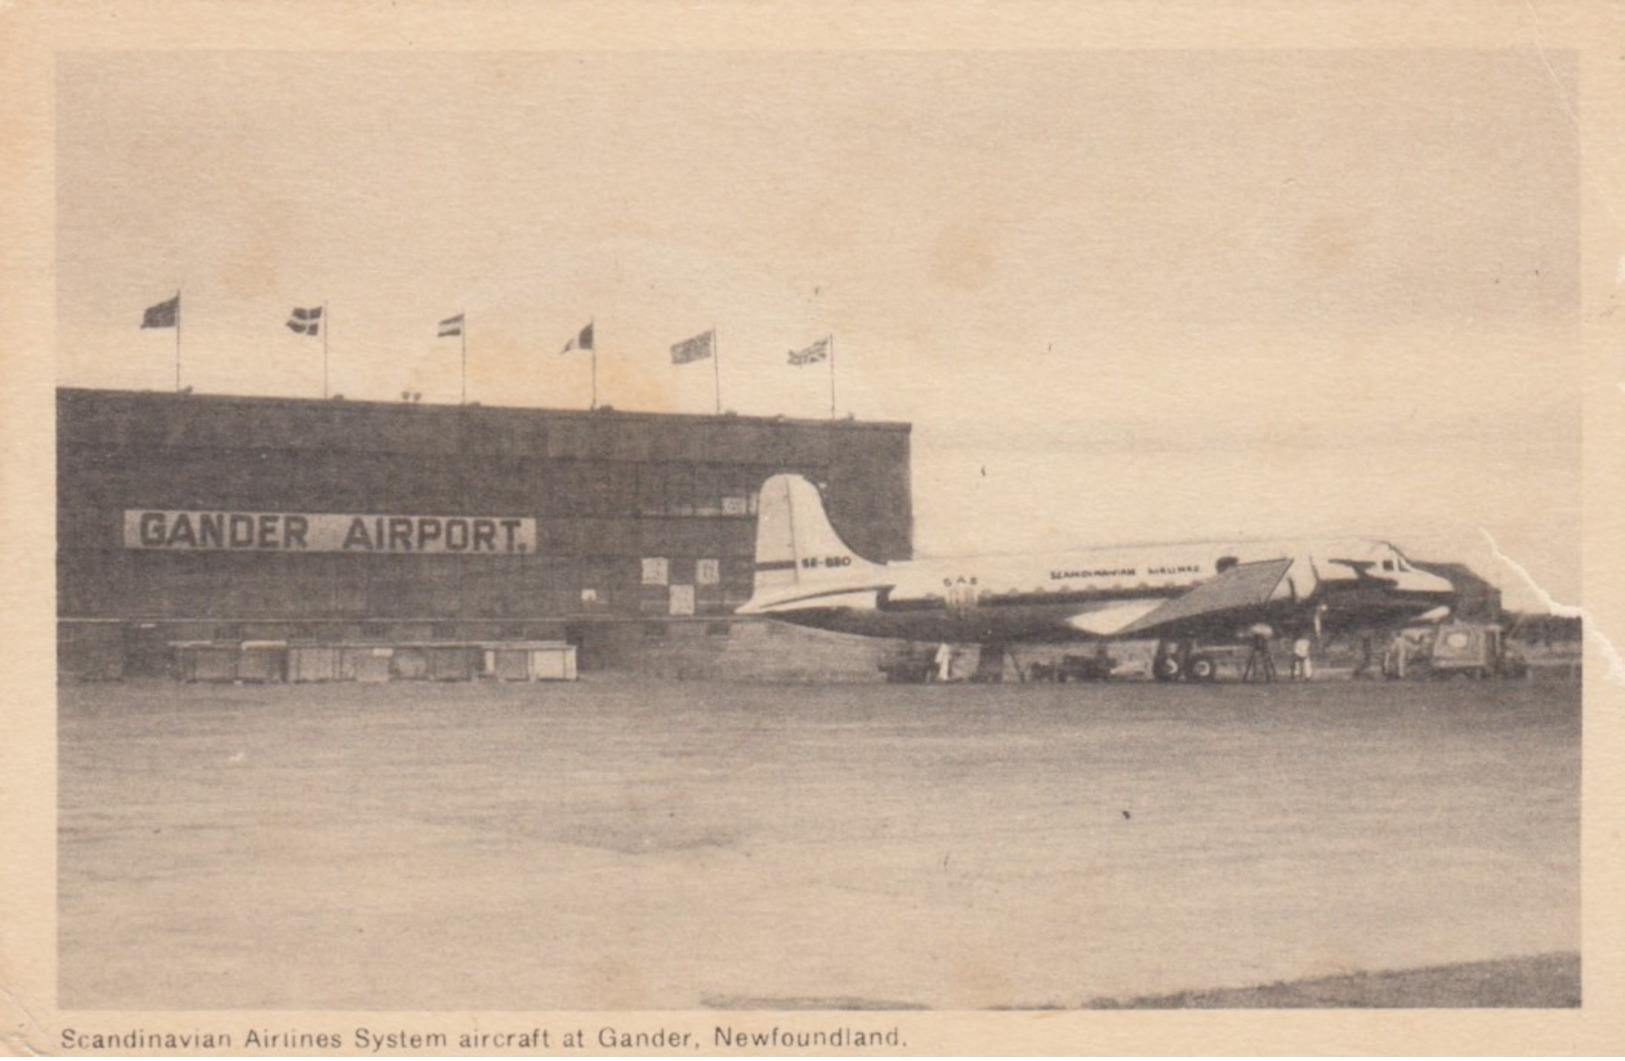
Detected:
[{"left": 1427, "top": 622, "right": 1526, "bottom": 680}]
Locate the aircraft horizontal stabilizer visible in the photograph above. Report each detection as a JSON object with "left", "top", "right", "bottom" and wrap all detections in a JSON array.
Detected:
[{"left": 1115, "top": 558, "right": 1295, "bottom": 638}]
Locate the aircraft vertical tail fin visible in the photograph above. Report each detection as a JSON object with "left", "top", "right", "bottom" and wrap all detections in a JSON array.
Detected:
[{"left": 746, "top": 474, "right": 879, "bottom": 605}]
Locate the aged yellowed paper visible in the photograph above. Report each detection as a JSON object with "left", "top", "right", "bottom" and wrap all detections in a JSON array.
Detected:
[{"left": 3, "top": 0, "right": 1622, "bottom": 1054}]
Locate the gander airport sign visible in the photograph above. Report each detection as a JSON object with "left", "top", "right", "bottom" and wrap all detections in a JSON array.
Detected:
[{"left": 124, "top": 510, "right": 536, "bottom": 554}]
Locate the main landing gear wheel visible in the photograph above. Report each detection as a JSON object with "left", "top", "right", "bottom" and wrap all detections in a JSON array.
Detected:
[
  {"left": 1153, "top": 641, "right": 1188, "bottom": 682},
  {"left": 1154, "top": 641, "right": 1217, "bottom": 682}
]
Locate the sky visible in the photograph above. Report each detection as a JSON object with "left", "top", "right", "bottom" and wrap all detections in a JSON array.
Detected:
[{"left": 55, "top": 50, "right": 1581, "bottom": 610}]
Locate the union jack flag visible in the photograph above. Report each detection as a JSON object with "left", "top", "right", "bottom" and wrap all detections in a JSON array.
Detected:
[
  {"left": 788, "top": 337, "right": 830, "bottom": 366},
  {"left": 670, "top": 329, "right": 714, "bottom": 365}
]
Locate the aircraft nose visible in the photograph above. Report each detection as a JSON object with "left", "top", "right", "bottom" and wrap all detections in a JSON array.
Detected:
[{"left": 1418, "top": 570, "right": 1455, "bottom": 596}]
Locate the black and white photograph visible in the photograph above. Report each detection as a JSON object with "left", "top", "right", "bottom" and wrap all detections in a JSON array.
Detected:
[{"left": 3, "top": 2, "right": 1622, "bottom": 1055}]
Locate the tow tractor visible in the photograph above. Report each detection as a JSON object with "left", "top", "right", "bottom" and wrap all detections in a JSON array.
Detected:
[{"left": 1424, "top": 621, "right": 1527, "bottom": 680}]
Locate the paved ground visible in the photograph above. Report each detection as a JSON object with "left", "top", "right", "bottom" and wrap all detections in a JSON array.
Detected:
[{"left": 58, "top": 675, "right": 1579, "bottom": 1010}]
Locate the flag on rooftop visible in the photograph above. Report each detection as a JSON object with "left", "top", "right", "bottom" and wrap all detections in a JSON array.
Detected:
[
  {"left": 788, "top": 336, "right": 830, "bottom": 366},
  {"left": 561, "top": 322, "right": 593, "bottom": 353},
  {"left": 286, "top": 306, "right": 323, "bottom": 337},
  {"left": 670, "top": 329, "right": 714, "bottom": 365},
  {"left": 141, "top": 295, "right": 179, "bottom": 329},
  {"left": 437, "top": 313, "right": 464, "bottom": 338}
]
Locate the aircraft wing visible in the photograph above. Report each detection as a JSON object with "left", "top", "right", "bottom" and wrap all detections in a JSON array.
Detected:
[{"left": 1111, "top": 558, "right": 1296, "bottom": 638}]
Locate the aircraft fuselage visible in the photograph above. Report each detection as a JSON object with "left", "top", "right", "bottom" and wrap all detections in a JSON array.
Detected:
[
  {"left": 737, "top": 474, "right": 1458, "bottom": 645},
  {"left": 750, "top": 543, "right": 1443, "bottom": 642}
]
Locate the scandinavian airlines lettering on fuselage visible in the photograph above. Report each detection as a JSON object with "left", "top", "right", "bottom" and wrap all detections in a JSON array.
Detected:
[
  {"left": 123, "top": 510, "right": 535, "bottom": 554},
  {"left": 1047, "top": 564, "right": 1203, "bottom": 582}
]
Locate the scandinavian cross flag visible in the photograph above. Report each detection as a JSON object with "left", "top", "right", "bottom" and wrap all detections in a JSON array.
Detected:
[{"left": 286, "top": 306, "right": 323, "bottom": 336}]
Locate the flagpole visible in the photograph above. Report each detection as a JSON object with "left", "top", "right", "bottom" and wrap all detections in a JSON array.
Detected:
[
  {"left": 590, "top": 317, "right": 598, "bottom": 411},
  {"left": 322, "top": 302, "right": 330, "bottom": 400},
  {"left": 828, "top": 332, "right": 836, "bottom": 419},
  {"left": 460, "top": 308, "right": 467, "bottom": 405},
  {"left": 174, "top": 290, "right": 182, "bottom": 392},
  {"left": 711, "top": 324, "right": 721, "bottom": 415}
]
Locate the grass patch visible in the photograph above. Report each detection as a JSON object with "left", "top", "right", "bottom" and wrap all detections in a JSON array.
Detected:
[{"left": 1084, "top": 952, "right": 1580, "bottom": 1008}]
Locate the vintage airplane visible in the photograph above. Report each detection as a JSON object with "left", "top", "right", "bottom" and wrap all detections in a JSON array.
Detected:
[{"left": 735, "top": 474, "right": 1457, "bottom": 680}]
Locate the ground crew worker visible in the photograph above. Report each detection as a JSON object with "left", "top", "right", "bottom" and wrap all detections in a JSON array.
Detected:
[
  {"left": 1291, "top": 636, "right": 1313, "bottom": 680},
  {"left": 1384, "top": 632, "right": 1409, "bottom": 679}
]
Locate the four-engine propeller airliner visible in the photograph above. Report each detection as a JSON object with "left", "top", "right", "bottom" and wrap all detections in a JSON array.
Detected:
[{"left": 736, "top": 474, "right": 1457, "bottom": 680}]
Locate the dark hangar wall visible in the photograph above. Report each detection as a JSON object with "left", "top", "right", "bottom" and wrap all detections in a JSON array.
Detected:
[{"left": 57, "top": 388, "right": 912, "bottom": 624}]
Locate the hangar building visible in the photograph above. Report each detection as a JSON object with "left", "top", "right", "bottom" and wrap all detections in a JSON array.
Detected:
[{"left": 57, "top": 387, "right": 912, "bottom": 679}]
